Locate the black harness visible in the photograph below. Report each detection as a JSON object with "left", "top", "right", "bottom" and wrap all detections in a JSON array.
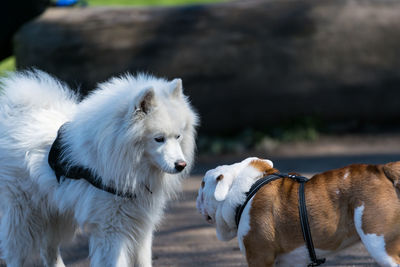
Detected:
[
  {"left": 48, "top": 124, "right": 137, "bottom": 199},
  {"left": 235, "top": 173, "right": 326, "bottom": 267}
]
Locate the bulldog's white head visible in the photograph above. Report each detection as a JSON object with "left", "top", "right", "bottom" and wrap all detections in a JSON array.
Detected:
[{"left": 196, "top": 157, "right": 275, "bottom": 241}]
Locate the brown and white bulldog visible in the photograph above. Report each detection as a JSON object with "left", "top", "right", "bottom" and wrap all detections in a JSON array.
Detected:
[{"left": 196, "top": 157, "right": 400, "bottom": 267}]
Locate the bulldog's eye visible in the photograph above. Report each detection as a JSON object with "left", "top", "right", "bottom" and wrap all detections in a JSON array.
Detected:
[{"left": 154, "top": 137, "right": 165, "bottom": 143}]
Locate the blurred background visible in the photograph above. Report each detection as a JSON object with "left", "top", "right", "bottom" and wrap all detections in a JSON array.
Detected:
[
  {"left": 2, "top": 0, "right": 400, "bottom": 159},
  {"left": 1, "top": 0, "right": 400, "bottom": 266}
]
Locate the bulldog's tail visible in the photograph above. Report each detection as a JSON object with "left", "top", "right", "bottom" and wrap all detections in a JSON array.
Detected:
[{"left": 383, "top": 161, "right": 400, "bottom": 189}]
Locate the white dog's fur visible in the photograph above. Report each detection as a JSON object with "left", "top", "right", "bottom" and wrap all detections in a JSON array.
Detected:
[
  {"left": 196, "top": 157, "right": 273, "bottom": 241},
  {"left": 0, "top": 70, "right": 198, "bottom": 267}
]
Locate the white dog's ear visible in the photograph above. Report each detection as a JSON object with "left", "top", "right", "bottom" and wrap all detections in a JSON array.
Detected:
[
  {"left": 170, "top": 78, "right": 183, "bottom": 98},
  {"left": 214, "top": 174, "right": 231, "bottom": 201},
  {"left": 136, "top": 87, "right": 155, "bottom": 114}
]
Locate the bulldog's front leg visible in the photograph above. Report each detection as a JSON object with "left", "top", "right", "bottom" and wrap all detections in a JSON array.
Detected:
[{"left": 244, "top": 240, "right": 276, "bottom": 267}]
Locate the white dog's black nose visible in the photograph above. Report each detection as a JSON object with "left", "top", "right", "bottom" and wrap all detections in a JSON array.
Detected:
[{"left": 175, "top": 160, "right": 187, "bottom": 172}]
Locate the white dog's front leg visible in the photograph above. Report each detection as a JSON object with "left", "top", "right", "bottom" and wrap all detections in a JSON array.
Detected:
[
  {"left": 40, "top": 246, "right": 65, "bottom": 267},
  {"left": 89, "top": 234, "right": 131, "bottom": 267},
  {"left": 135, "top": 228, "right": 153, "bottom": 267}
]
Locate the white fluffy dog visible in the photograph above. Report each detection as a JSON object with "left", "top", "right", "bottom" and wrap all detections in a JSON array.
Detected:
[{"left": 0, "top": 70, "right": 198, "bottom": 267}]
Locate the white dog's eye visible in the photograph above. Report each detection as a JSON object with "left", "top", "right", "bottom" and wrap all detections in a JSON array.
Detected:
[
  {"left": 154, "top": 137, "right": 165, "bottom": 143},
  {"left": 176, "top": 134, "right": 181, "bottom": 139}
]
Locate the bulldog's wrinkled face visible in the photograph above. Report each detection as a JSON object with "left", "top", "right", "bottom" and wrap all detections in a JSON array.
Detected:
[
  {"left": 196, "top": 157, "right": 273, "bottom": 225},
  {"left": 196, "top": 165, "right": 233, "bottom": 224}
]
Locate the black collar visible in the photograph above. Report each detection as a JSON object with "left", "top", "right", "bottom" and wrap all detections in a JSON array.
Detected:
[
  {"left": 48, "top": 123, "right": 137, "bottom": 199},
  {"left": 235, "top": 173, "right": 325, "bottom": 267}
]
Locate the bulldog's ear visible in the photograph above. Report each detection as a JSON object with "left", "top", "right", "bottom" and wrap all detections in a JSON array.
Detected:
[
  {"left": 265, "top": 159, "right": 273, "bottom": 168},
  {"left": 250, "top": 159, "right": 275, "bottom": 175},
  {"left": 170, "top": 78, "right": 182, "bottom": 98},
  {"left": 215, "top": 209, "right": 237, "bottom": 241},
  {"left": 136, "top": 87, "right": 155, "bottom": 114},
  {"left": 214, "top": 174, "right": 230, "bottom": 201}
]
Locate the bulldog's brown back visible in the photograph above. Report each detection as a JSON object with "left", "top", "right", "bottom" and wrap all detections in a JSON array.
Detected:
[{"left": 243, "top": 161, "right": 400, "bottom": 267}]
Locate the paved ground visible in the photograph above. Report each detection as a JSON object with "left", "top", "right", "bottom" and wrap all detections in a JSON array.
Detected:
[
  {"left": 152, "top": 177, "right": 380, "bottom": 267},
  {"left": 3, "top": 134, "right": 400, "bottom": 266},
  {"left": 59, "top": 174, "right": 384, "bottom": 267}
]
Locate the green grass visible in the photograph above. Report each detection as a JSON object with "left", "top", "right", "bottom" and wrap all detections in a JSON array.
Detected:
[
  {"left": 0, "top": 57, "right": 16, "bottom": 77},
  {"left": 87, "top": 0, "right": 228, "bottom": 6},
  {"left": 198, "top": 118, "right": 322, "bottom": 155}
]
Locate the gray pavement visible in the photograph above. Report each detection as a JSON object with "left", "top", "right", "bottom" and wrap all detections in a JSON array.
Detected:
[
  {"left": 58, "top": 176, "right": 380, "bottom": 267},
  {"left": 151, "top": 175, "right": 379, "bottom": 267},
  {"left": 61, "top": 151, "right": 398, "bottom": 267},
  {"left": 3, "top": 138, "right": 400, "bottom": 266},
  {"left": 153, "top": 149, "right": 400, "bottom": 267}
]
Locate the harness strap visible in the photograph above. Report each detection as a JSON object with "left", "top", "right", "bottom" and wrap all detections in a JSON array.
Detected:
[
  {"left": 298, "top": 180, "right": 326, "bottom": 267},
  {"left": 235, "top": 173, "right": 325, "bottom": 266},
  {"left": 48, "top": 123, "right": 136, "bottom": 199},
  {"left": 235, "top": 174, "right": 282, "bottom": 227},
  {"left": 235, "top": 173, "right": 307, "bottom": 228}
]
